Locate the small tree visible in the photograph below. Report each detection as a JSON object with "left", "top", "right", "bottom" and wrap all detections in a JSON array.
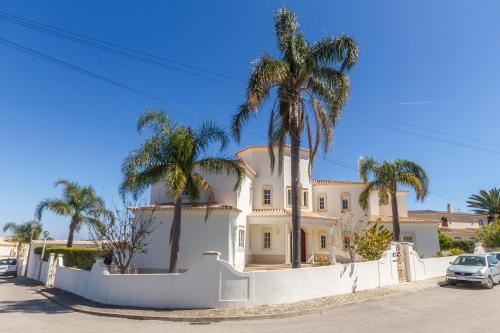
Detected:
[
  {"left": 337, "top": 215, "right": 364, "bottom": 263},
  {"left": 87, "top": 202, "right": 157, "bottom": 274},
  {"left": 356, "top": 223, "right": 393, "bottom": 261},
  {"left": 438, "top": 230, "right": 453, "bottom": 250},
  {"left": 477, "top": 221, "right": 500, "bottom": 249}
]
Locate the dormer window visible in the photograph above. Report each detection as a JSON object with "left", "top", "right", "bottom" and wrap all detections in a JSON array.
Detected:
[{"left": 263, "top": 186, "right": 272, "bottom": 205}]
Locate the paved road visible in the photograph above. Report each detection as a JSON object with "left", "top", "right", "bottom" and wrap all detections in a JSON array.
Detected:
[{"left": 1, "top": 276, "right": 499, "bottom": 333}]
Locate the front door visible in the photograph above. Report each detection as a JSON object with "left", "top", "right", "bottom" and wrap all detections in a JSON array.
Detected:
[
  {"left": 301, "top": 229, "right": 306, "bottom": 263},
  {"left": 289, "top": 228, "right": 307, "bottom": 263}
]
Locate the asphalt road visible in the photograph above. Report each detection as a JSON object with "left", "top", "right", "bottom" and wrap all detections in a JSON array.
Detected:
[{"left": 1, "top": 276, "right": 499, "bottom": 333}]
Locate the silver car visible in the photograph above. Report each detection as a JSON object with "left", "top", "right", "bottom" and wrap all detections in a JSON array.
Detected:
[
  {"left": 0, "top": 258, "right": 17, "bottom": 276},
  {"left": 446, "top": 254, "right": 500, "bottom": 289}
]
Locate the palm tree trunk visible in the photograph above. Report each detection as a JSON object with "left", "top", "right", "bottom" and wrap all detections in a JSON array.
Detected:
[
  {"left": 390, "top": 191, "right": 400, "bottom": 242},
  {"left": 169, "top": 196, "right": 183, "bottom": 273},
  {"left": 67, "top": 217, "right": 77, "bottom": 248},
  {"left": 290, "top": 105, "right": 302, "bottom": 269}
]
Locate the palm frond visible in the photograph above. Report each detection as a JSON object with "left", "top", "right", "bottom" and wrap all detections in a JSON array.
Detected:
[
  {"left": 311, "top": 35, "right": 359, "bottom": 71},
  {"left": 195, "top": 157, "right": 245, "bottom": 191},
  {"left": 137, "top": 109, "right": 172, "bottom": 134},
  {"left": 196, "top": 121, "right": 229, "bottom": 153}
]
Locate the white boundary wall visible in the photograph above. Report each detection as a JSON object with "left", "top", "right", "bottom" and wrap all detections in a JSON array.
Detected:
[
  {"left": 402, "top": 243, "right": 456, "bottom": 282},
  {"left": 53, "top": 245, "right": 399, "bottom": 309}
]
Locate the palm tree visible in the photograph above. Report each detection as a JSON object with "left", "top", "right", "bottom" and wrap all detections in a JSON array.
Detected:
[
  {"left": 467, "top": 188, "right": 500, "bottom": 223},
  {"left": 36, "top": 180, "right": 107, "bottom": 248},
  {"left": 120, "top": 110, "right": 245, "bottom": 273},
  {"left": 2, "top": 221, "right": 42, "bottom": 257},
  {"left": 231, "top": 8, "right": 358, "bottom": 268},
  {"left": 358, "top": 158, "right": 429, "bottom": 241}
]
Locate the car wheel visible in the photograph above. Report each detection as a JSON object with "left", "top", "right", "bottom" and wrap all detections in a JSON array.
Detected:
[
  {"left": 447, "top": 279, "right": 457, "bottom": 286},
  {"left": 484, "top": 277, "right": 494, "bottom": 289}
]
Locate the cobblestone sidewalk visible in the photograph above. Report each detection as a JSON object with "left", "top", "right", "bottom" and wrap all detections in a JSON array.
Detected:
[{"left": 33, "top": 278, "right": 445, "bottom": 322}]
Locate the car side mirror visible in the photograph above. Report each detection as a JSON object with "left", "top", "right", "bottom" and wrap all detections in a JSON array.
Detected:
[{"left": 449, "top": 261, "right": 453, "bottom": 264}]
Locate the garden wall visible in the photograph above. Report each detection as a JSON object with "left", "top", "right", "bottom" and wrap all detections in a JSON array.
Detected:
[
  {"left": 51, "top": 245, "right": 400, "bottom": 309},
  {"left": 403, "top": 243, "right": 456, "bottom": 281}
]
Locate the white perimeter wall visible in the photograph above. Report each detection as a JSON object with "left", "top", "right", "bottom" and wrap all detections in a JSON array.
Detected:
[{"left": 53, "top": 246, "right": 401, "bottom": 309}]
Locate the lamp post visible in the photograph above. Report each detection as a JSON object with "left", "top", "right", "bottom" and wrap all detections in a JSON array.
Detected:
[{"left": 37, "top": 231, "right": 49, "bottom": 282}]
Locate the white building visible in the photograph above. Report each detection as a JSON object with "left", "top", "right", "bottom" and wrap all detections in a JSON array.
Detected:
[{"left": 133, "top": 145, "right": 439, "bottom": 272}]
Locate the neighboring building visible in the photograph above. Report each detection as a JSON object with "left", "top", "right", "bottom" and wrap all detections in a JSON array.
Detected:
[
  {"left": 133, "top": 145, "right": 440, "bottom": 272},
  {"left": 0, "top": 237, "right": 17, "bottom": 258},
  {"left": 409, "top": 203, "right": 485, "bottom": 242}
]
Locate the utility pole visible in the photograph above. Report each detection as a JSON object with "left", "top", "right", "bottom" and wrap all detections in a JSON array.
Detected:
[{"left": 23, "top": 216, "right": 38, "bottom": 277}]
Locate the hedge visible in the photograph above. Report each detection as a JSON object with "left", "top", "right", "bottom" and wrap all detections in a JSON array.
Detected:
[
  {"left": 449, "top": 240, "right": 475, "bottom": 253},
  {"left": 34, "top": 247, "right": 110, "bottom": 270}
]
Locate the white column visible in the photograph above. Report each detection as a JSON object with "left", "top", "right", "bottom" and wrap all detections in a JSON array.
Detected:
[
  {"left": 329, "top": 226, "right": 337, "bottom": 264},
  {"left": 284, "top": 223, "right": 291, "bottom": 264},
  {"left": 309, "top": 228, "right": 314, "bottom": 263}
]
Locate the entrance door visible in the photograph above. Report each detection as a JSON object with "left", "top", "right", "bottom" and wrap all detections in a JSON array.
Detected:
[{"left": 301, "top": 229, "right": 306, "bottom": 263}]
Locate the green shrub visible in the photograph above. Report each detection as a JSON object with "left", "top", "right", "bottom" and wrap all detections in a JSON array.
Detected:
[
  {"left": 477, "top": 222, "right": 500, "bottom": 249},
  {"left": 34, "top": 247, "right": 109, "bottom": 270},
  {"left": 449, "top": 248, "right": 465, "bottom": 256},
  {"left": 449, "top": 240, "right": 475, "bottom": 253},
  {"left": 438, "top": 231, "right": 453, "bottom": 250}
]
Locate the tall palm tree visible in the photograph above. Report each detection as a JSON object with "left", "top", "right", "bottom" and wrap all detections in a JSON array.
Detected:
[
  {"left": 2, "top": 221, "right": 42, "bottom": 257},
  {"left": 358, "top": 158, "right": 429, "bottom": 241},
  {"left": 36, "top": 180, "right": 107, "bottom": 248},
  {"left": 120, "top": 110, "right": 245, "bottom": 273},
  {"left": 231, "top": 8, "right": 358, "bottom": 268},
  {"left": 467, "top": 188, "right": 500, "bottom": 223}
]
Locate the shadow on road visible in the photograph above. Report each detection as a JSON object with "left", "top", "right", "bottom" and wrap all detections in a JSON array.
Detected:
[
  {"left": 0, "top": 277, "right": 72, "bottom": 314},
  {"left": 0, "top": 299, "right": 71, "bottom": 314}
]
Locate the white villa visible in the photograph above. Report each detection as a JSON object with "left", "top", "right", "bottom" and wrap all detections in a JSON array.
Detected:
[{"left": 133, "top": 145, "right": 439, "bottom": 272}]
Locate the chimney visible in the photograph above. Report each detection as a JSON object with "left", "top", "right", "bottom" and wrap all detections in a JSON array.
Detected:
[
  {"left": 447, "top": 202, "right": 452, "bottom": 213},
  {"left": 358, "top": 155, "right": 364, "bottom": 181}
]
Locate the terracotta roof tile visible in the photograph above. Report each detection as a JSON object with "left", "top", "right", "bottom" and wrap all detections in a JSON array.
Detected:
[
  {"left": 312, "top": 179, "right": 365, "bottom": 185},
  {"left": 131, "top": 202, "right": 240, "bottom": 212},
  {"left": 370, "top": 215, "right": 438, "bottom": 224},
  {"left": 249, "top": 209, "right": 336, "bottom": 222}
]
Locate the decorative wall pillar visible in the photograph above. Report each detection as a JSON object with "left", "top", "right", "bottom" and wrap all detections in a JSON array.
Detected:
[
  {"left": 284, "top": 223, "right": 291, "bottom": 264},
  {"left": 329, "top": 226, "right": 337, "bottom": 264}
]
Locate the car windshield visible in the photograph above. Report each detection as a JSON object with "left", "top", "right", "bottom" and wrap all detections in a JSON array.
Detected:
[
  {"left": 0, "top": 259, "right": 11, "bottom": 265},
  {"left": 453, "top": 256, "right": 486, "bottom": 267}
]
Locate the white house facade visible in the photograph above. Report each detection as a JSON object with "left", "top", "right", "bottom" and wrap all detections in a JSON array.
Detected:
[{"left": 133, "top": 146, "right": 440, "bottom": 272}]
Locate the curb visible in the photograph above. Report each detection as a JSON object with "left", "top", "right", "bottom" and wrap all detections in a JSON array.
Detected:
[{"left": 34, "top": 280, "right": 443, "bottom": 323}]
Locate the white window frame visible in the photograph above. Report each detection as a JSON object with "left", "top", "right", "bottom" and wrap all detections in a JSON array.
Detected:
[
  {"left": 320, "top": 234, "right": 327, "bottom": 249},
  {"left": 402, "top": 234, "right": 415, "bottom": 243},
  {"left": 318, "top": 194, "right": 326, "bottom": 211},
  {"left": 263, "top": 185, "right": 272, "bottom": 206},
  {"left": 238, "top": 228, "right": 245, "bottom": 250},
  {"left": 263, "top": 230, "right": 272, "bottom": 249},
  {"left": 341, "top": 193, "right": 351, "bottom": 212},
  {"left": 287, "top": 187, "right": 292, "bottom": 207}
]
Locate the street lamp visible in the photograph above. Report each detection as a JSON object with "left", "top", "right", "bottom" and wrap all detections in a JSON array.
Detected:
[{"left": 37, "top": 231, "right": 49, "bottom": 281}]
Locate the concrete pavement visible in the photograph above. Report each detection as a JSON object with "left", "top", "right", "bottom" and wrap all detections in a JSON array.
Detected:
[{"left": 1, "top": 276, "right": 499, "bottom": 332}]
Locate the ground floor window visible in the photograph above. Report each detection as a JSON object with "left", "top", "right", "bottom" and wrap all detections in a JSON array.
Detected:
[
  {"left": 402, "top": 235, "right": 415, "bottom": 243},
  {"left": 320, "top": 235, "right": 327, "bottom": 249},
  {"left": 263, "top": 232, "right": 271, "bottom": 249},
  {"left": 238, "top": 228, "right": 245, "bottom": 249}
]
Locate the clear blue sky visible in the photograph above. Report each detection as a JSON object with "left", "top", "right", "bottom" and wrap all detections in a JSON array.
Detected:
[{"left": 1, "top": 1, "right": 499, "bottom": 240}]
